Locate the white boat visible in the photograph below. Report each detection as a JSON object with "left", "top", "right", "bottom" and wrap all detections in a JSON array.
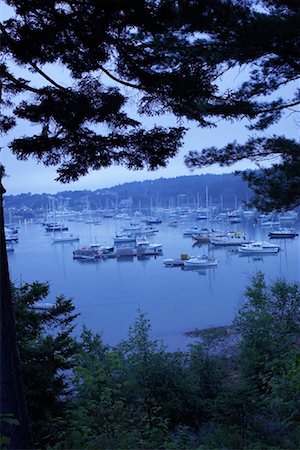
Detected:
[
  {"left": 135, "top": 238, "right": 163, "bottom": 255},
  {"left": 52, "top": 233, "right": 80, "bottom": 243},
  {"left": 114, "top": 234, "right": 136, "bottom": 244},
  {"left": 279, "top": 211, "right": 298, "bottom": 221},
  {"left": 167, "top": 220, "right": 178, "bottom": 227},
  {"left": 268, "top": 228, "right": 299, "bottom": 238},
  {"left": 164, "top": 258, "right": 184, "bottom": 267},
  {"left": 210, "top": 232, "right": 248, "bottom": 246},
  {"left": 135, "top": 227, "right": 159, "bottom": 235},
  {"left": 238, "top": 241, "right": 280, "bottom": 254},
  {"left": 183, "top": 255, "right": 218, "bottom": 268},
  {"left": 183, "top": 226, "right": 205, "bottom": 236},
  {"left": 260, "top": 221, "right": 280, "bottom": 227},
  {"left": 90, "top": 243, "right": 115, "bottom": 255},
  {"left": 45, "top": 223, "right": 68, "bottom": 232},
  {"left": 122, "top": 224, "right": 142, "bottom": 232},
  {"left": 135, "top": 237, "right": 150, "bottom": 247}
]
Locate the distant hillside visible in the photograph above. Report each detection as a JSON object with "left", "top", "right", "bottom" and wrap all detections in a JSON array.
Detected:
[{"left": 4, "top": 173, "right": 253, "bottom": 216}]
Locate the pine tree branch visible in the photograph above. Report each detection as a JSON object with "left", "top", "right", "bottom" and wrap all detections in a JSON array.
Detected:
[{"left": 98, "top": 64, "right": 141, "bottom": 90}]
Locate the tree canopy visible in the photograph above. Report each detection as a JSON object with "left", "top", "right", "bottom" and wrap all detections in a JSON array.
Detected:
[{"left": 1, "top": 0, "right": 299, "bottom": 210}]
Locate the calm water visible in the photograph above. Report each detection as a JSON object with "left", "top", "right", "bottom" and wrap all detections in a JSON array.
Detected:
[{"left": 7, "top": 216, "right": 300, "bottom": 350}]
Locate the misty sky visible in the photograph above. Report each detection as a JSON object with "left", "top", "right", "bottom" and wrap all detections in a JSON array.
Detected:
[{"left": 1, "top": 3, "right": 299, "bottom": 196}]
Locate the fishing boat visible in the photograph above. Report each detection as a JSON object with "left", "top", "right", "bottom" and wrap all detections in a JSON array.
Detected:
[{"left": 238, "top": 241, "right": 280, "bottom": 254}]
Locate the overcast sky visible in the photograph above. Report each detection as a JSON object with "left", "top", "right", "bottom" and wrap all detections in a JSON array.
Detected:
[{"left": 1, "top": 3, "right": 299, "bottom": 196}]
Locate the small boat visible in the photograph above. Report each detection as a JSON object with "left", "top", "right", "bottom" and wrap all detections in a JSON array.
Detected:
[
  {"left": 135, "top": 227, "right": 159, "bottom": 235},
  {"left": 230, "top": 217, "right": 241, "bottom": 224},
  {"left": 114, "top": 234, "right": 136, "bottom": 244},
  {"left": 164, "top": 258, "right": 185, "bottom": 267},
  {"left": 183, "top": 255, "right": 218, "bottom": 268},
  {"left": 90, "top": 243, "right": 115, "bottom": 255},
  {"left": 145, "top": 217, "right": 162, "bottom": 225},
  {"left": 52, "top": 233, "right": 80, "bottom": 243},
  {"left": 238, "top": 241, "right": 280, "bottom": 254},
  {"left": 183, "top": 226, "right": 205, "bottom": 236},
  {"left": 45, "top": 223, "right": 68, "bottom": 232},
  {"left": 211, "top": 232, "right": 248, "bottom": 246},
  {"left": 279, "top": 211, "right": 298, "bottom": 221},
  {"left": 260, "top": 221, "right": 280, "bottom": 227},
  {"left": 268, "top": 228, "right": 299, "bottom": 238},
  {"left": 122, "top": 224, "right": 142, "bottom": 232}
]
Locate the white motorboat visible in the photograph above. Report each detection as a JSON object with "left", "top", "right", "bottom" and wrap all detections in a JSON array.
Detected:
[
  {"left": 164, "top": 258, "right": 184, "bottom": 267},
  {"left": 135, "top": 227, "right": 158, "bottom": 235},
  {"left": 52, "top": 233, "right": 80, "bottom": 243},
  {"left": 122, "top": 224, "right": 142, "bottom": 232},
  {"left": 260, "top": 221, "right": 280, "bottom": 227},
  {"left": 183, "top": 226, "right": 205, "bottom": 236},
  {"left": 183, "top": 255, "right": 218, "bottom": 268},
  {"left": 268, "top": 228, "right": 298, "bottom": 238},
  {"left": 210, "top": 232, "right": 248, "bottom": 246},
  {"left": 167, "top": 219, "right": 178, "bottom": 227},
  {"left": 114, "top": 234, "right": 136, "bottom": 244},
  {"left": 238, "top": 241, "right": 280, "bottom": 254},
  {"left": 45, "top": 223, "right": 68, "bottom": 232}
]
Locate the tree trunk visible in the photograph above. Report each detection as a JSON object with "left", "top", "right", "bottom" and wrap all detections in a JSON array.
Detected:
[{"left": 0, "top": 180, "right": 34, "bottom": 449}]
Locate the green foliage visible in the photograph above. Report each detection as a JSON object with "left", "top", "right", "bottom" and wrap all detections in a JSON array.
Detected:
[
  {"left": 204, "top": 273, "right": 300, "bottom": 449},
  {"left": 12, "top": 282, "right": 79, "bottom": 448},
  {"left": 14, "top": 276, "right": 300, "bottom": 449}
]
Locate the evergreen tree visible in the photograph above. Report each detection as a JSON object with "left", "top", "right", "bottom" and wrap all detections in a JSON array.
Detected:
[{"left": 12, "top": 282, "right": 79, "bottom": 448}]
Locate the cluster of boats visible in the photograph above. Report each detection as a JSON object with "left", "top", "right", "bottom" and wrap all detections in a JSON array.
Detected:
[
  {"left": 163, "top": 239, "right": 281, "bottom": 271},
  {"left": 187, "top": 227, "right": 298, "bottom": 245},
  {"left": 163, "top": 226, "right": 299, "bottom": 270},
  {"left": 73, "top": 236, "right": 163, "bottom": 261}
]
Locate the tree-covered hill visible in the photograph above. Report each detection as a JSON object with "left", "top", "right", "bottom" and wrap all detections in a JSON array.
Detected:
[{"left": 4, "top": 173, "right": 252, "bottom": 216}]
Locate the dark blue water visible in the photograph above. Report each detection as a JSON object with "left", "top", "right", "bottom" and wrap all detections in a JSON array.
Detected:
[{"left": 7, "top": 216, "right": 300, "bottom": 350}]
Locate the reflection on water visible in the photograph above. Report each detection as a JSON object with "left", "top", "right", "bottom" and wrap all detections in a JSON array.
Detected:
[{"left": 7, "top": 217, "right": 300, "bottom": 350}]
